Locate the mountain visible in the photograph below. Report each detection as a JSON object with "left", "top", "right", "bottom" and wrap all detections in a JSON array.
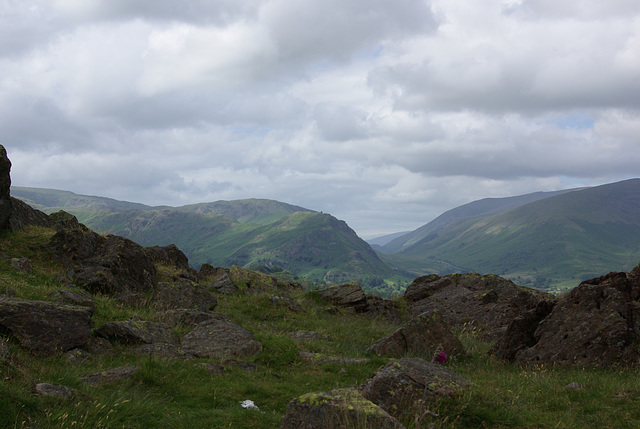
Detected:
[
  {"left": 379, "top": 188, "right": 579, "bottom": 254},
  {"left": 11, "top": 187, "right": 408, "bottom": 295},
  {"left": 381, "top": 179, "right": 640, "bottom": 293}
]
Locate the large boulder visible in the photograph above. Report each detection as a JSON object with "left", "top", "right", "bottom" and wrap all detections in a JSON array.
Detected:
[
  {"left": 0, "top": 297, "right": 94, "bottom": 356},
  {"left": 95, "top": 319, "right": 178, "bottom": 345},
  {"left": 404, "top": 273, "right": 554, "bottom": 338},
  {"left": 318, "top": 281, "right": 368, "bottom": 312},
  {"left": 281, "top": 388, "right": 405, "bottom": 429},
  {"left": 502, "top": 267, "right": 640, "bottom": 366},
  {"left": 368, "top": 311, "right": 467, "bottom": 359},
  {"left": 144, "top": 244, "right": 190, "bottom": 269},
  {"left": 0, "top": 145, "right": 12, "bottom": 231},
  {"left": 151, "top": 280, "right": 218, "bottom": 312},
  {"left": 359, "top": 357, "right": 470, "bottom": 421},
  {"left": 181, "top": 319, "right": 262, "bottom": 358},
  {"left": 49, "top": 215, "right": 157, "bottom": 295}
]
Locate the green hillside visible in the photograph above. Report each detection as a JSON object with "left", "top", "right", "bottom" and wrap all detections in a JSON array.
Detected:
[
  {"left": 11, "top": 187, "right": 408, "bottom": 295},
  {"left": 383, "top": 179, "right": 640, "bottom": 293},
  {"left": 380, "top": 188, "right": 577, "bottom": 254}
]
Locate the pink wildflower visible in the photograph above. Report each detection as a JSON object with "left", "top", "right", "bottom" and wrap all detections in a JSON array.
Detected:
[{"left": 434, "top": 350, "right": 447, "bottom": 364}]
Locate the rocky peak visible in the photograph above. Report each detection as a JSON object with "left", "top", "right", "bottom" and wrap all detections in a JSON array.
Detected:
[{"left": 0, "top": 145, "right": 12, "bottom": 230}]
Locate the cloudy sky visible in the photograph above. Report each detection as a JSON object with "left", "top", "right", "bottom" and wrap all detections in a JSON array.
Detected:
[{"left": 2, "top": 0, "right": 639, "bottom": 238}]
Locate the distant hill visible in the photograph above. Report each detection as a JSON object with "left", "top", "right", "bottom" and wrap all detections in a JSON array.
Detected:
[
  {"left": 380, "top": 179, "right": 640, "bottom": 293},
  {"left": 366, "top": 231, "right": 410, "bottom": 247},
  {"left": 379, "top": 188, "right": 578, "bottom": 254},
  {"left": 11, "top": 187, "right": 408, "bottom": 295}
]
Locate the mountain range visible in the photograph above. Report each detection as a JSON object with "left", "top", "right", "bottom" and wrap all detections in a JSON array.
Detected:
[
  {"left": 12, "top": 187, "right": 407, "bottom": 296},
  {"left": 12, "top": 178, "right": 640, "bottom": 294}
]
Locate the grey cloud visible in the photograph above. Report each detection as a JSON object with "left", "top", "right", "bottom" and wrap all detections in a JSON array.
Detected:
[
  {"left": 74, "top": 0, "right": 259, "bottom": 25},
  {"left": 264, "top": 0, "right": 439, "bottom": 62},
  {"left": 512, "top": 0, "right": 640, "bottom": 19},
  {"left": 313, "top": 104, "right": 369, "bottom": 141},
  {"left": 0, "top": 92, "right": 89, "bottom": 149}
]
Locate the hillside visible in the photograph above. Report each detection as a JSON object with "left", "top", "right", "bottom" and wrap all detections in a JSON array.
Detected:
[
  {"left": 11, "top": 187, "right": 408, "bottom": 295},
  {"left": 379, "top": 188, "right": 577, "bottom": 254},
  {"left": 382, "top": 179, "right": 640, "bottom": 293}
]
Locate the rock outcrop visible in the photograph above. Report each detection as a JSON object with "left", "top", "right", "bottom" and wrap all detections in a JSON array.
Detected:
[
  {"left": 318, "top": 281, "right": 402, "bottom": 321},
  {"left": 494, "top": 264, "right": 640, "bottom": 366},
  {"left": 489, "top": 300, "right": 556, "bottom": 362},
  {"left": 318, "top": 281, "right": 368, "bottom": 312},
  {"left": 0, "top": 297, "right": 94, "bottom": 356},
  {"left": 368, "top": 311, "right": 467, "bottom": 359},
  {"left": 281, "top": 388, "right": 406, "bottom": 429},
  {"left": 8, "top": 197, "right": 53, "bottom": 232},
  {"left": 0, "top": 145, "right": 12, "bottom": 231},
  {"left": 404, "top": 273, "right": 554, "bottom": 338},
  {"left": 181, "top": 319, "right": 263, "bottom": 358},
  {"left": 48, "top": 213, "right": 157, "bottom": 295},
  {"left": 359, "top": 358, "right": 470, "bottom": 421}
]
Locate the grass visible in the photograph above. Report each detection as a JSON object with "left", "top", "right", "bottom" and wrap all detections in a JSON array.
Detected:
[{"left": 2, "top": 227, "right": 640, "bottom": 428}]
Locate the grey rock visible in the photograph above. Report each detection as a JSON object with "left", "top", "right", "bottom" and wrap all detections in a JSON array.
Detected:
[
  {"left": 318, "top": 281, "right": 368, "bottom": 312},
  {"left": 151, "top": 281, "right": 218, "bottom": 312},
  {"left": 95, "top": 319, "right": 178, "bottom": 346},
  {"left": 281, "top": 388, "right": 405, "bottom": 429},
  {"left": 359, "top": 357, "right": 470, "bottom": 421},
  {"left": 48, "top": 288, "right": 97, "bottom": 310},
  {"left": 82, "top": 366, "right": 140, "bottom": 385},
  {"left": 368, "top": 311, "right": 467, "bottom": 359},
  {"left": 0, "top": 297, "right": 94, "bottom": 356},
  {"left": 132, "top": 343, "right": 190, "bottom": 359},
  {"left": 156, "top": 309, "right": 226, "bottom": 330},
  {"left": 181, "top": 319, "right": 262, "bottom": 358},
  {"left": 35, "top": 383, "right": 73, "bottom": 399},
  {"left": 212, "top": 273, "right": 237, "bottom": 294},
  {"left": 0, "top": 145, "right": 12, "bottom": 231}
]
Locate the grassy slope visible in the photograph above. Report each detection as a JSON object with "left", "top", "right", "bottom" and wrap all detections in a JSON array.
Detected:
[
  {"left": 2, "top": 227, "right": 640, "bottom": 428},
  {"left": 385, "top": 179, "right": 640, "bottom": 293},
  {"left": 11, "top": 187, "right": 407, "bottom": 293}
]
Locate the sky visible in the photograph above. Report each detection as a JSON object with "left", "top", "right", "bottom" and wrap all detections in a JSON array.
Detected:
[{"left": 2, "top": 0, "right": 639, "bottom": 239}]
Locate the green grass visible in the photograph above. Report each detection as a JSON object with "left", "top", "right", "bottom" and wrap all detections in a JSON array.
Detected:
[{"left": 2, "top": 227, "right": 640, "bottom": 428}]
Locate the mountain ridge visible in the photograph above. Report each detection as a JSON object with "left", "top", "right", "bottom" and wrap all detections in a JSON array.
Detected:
[
  {"left": 382, "top": 178, "right": 640, "bottom": 292},
  {"left": 11, "top": 186, "right": 407, "bottom": 295}
]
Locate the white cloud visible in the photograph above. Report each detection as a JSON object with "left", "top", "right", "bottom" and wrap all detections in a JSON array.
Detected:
[{"left": 3, "top": 0, "right": 640, "bottom": 238}]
